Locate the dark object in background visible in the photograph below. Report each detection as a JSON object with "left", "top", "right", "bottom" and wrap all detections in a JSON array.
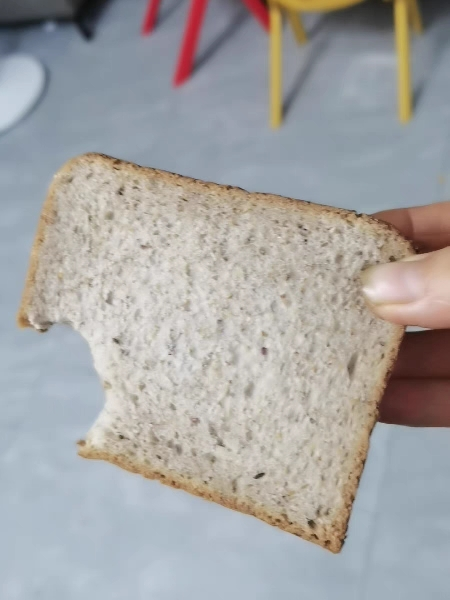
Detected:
[{"left": 0, "top": 0, "right": 109, "bottom": 40}]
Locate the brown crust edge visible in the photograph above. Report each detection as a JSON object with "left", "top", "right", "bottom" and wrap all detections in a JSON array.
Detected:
[
  {"left": 77, "top": 444, "right": 343, "bottom": 553},
  {"left": 16, "top": 155, "right": 86, "bottom": 329},
  {"left": 17, "top": 152, "right": 414, "bottom": 552},
  {"left": 331, "top": 323, "right": 406, "bottom": 549}
]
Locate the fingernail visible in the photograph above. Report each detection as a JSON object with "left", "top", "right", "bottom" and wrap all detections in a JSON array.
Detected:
[{"left": 361, "top": 255, "right": 427, "bottom": 306}]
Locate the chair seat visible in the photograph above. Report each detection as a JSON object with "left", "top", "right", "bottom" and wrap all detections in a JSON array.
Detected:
[{"left": 270, "top": 0, "right": 365, "bottom": 12}]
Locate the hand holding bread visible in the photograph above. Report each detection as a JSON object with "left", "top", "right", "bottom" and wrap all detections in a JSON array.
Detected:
[{"left": 363, "top": 202, "right": 450, "bottom": 427}]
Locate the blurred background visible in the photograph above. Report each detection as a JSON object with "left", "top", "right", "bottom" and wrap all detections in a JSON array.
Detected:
[{"left": 1, "top": 0, "right": 450, "bottom": 598}]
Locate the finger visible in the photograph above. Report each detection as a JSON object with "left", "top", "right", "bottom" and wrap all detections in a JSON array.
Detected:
[
  {"left": 374, "top": 202, "right": 450, "bottom": 251},
  {"left": 361, "top": 248, "right": 450, "bottom": 329},
  {"left": 379, "top": 379, "right": 450, "bottom": 427},
  {"left": 392, "top": 330, "right": 450, "bottom": 379}
]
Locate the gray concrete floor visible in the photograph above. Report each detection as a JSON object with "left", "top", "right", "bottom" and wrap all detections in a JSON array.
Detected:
[{"left": 1, "top": 0, "right": 450, "bottom": 598}]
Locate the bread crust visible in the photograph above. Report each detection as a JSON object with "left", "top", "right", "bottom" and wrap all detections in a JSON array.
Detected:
[
  {"left": 17, "top": 153, "right": 414, "bottom": 552},
  {"left": 332, "top": 324, "right": 405, "bottom": 549}
]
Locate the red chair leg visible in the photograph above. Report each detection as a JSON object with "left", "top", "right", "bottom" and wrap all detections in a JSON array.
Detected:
[
  {"left": 173, "top": 0, "right": 209, "bottom": 87},
  {"left": 240, "top": 0, "right": 269, "bottom": 31},
  {"left": 141, "top": 0, "right": 162, "bottom": 36}
]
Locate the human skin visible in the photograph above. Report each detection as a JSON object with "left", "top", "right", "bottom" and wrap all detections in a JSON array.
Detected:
[{"left": 362, "top": 202, "right": 450, "bottom": 427}]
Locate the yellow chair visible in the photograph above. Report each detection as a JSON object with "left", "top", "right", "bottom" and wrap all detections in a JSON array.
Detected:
[{"left": 269, "top": 0, "right": 423, "bottom": 127}]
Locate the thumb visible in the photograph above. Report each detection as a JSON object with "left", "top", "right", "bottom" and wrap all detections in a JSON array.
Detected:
[{"left": 361, "top": 247, "right": 450, "bottom": 329}]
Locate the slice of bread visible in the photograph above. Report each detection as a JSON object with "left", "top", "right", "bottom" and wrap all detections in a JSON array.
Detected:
[{"left": 17, "top": 154, "right": 413, "bottom": 552}]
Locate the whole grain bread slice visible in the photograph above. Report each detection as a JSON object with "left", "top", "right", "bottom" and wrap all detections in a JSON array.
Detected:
[{"left": 17, "top": 153, "right": 413, "bottom": 552}]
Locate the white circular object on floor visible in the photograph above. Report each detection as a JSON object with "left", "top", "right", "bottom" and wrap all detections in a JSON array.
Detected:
[{"left": 0, "top": 54, "right": 46, "bottom": 134}]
